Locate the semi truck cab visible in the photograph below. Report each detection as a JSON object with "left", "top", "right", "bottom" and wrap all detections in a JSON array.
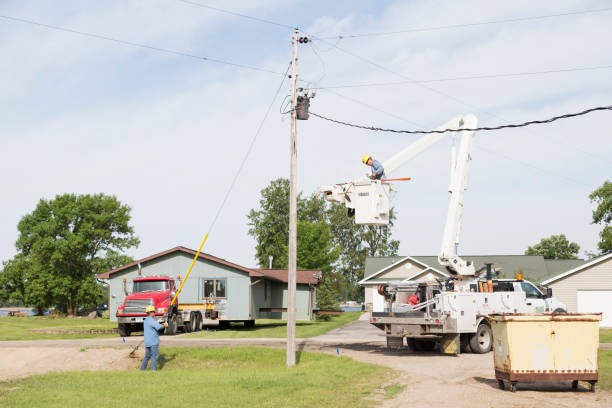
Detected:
[{"left": 116, "top": 276, "right": 176, "bottom": 337}]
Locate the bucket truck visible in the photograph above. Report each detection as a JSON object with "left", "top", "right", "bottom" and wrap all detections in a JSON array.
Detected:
[{"left": 318, "top": 114, "right": 565, "bottom": 353}]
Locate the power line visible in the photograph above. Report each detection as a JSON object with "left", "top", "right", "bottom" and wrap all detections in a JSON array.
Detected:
[
  {"left": 314, "top": 64, "right": 612, "bottom": 89},
  {"left": 208, "top": 62, "right": 291, "bottom": 233},
  {"left": 0, "top": 14, "right": 286, "bottom": 76},
  {"left": 173, "top": 0, "right": 293, "bottom": 29},
  {"left": 317, "top": 7, "right": 612, "bottom": 39},
  {"left": 304, "top": 32, "right": 609, "bottom": 163},
  {"left": 309, "top": 105, "right": 612, "bottom": 134},
  {"left": 319, "top": 88, "right": 424, "bottom": 128}
]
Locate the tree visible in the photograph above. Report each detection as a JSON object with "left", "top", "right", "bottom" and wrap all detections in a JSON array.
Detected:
[
  {"left": 525, "top": 234, "right": 580, "bottom": 259},
  {"left": 328, "top": 203, "right": 399, "bottom": 301},
  {"left": 7, "top": 193, "right": 139, "bottom": 315},
  {"left": 247, "top": 179, "right": 291, "bottom": 269},
  {"left": 248, "top": 178, "right": 400, "bottom": 303},
  {"left": 296, "top": 221, "right": 340, "bottom": 273},
  {"left": 590, "top": 180, "right": 612, "bottom": 253},
  {"left": 247, "top": 178, "right": 336, "bottom": 270}
]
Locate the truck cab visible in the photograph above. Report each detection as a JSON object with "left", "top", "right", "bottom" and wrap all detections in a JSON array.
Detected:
[
  {"left": 116, "top": 276, "right": 176, "bottom": 337},
  {"left": 487, "top": 278, "right": 566, "bottom": 313}
]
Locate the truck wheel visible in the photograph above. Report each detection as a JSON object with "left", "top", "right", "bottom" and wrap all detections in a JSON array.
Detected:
[
  {"left": 414, "top": 340, "right": 436, "bottom": 352},
  {"left": 244, "top": 320, "right": 255, "bottom": 328},
  {"left": 219, "top": 320, "right": 230, "bottom": 330},
  {"left": 195, "top": 313, "right": 202, "bottom": 331},
  {"left": 470, "top": 323, "right": 492, "bottom": 353},
  {"left": 553, "top": 308, "right": 566, "bottom": 313},
  {"left": 386, "top": 336, "right": 403, "bottom": 351},
  {"left": 189, "top": 313, "right": 198, "bottom": 332},
  {"left": 164, "top": 315, "right": 177, "bottom": 335},
  {"left": 118, "top": 323, "right": 131, "bottom": 337}
]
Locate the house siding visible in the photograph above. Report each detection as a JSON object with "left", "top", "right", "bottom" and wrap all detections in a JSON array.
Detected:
[
  {"left": 548, "top": 257, "right": 612, "bottom": 312},
  {"left": 109, "top": 252, "right": 252, "bottom": 321}
]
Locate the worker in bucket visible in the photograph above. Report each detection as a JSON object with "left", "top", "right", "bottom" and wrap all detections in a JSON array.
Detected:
[
  {"left": 362, "top": 155, "right": 385, "bottom": 180},
  {"left": 140, "top": 305, "right": 168, "bottom": 371}
]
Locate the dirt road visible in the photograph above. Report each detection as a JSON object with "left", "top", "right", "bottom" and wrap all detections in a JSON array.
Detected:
[{"left": 2, "top": 314, "right": 611, "bottom": 408}]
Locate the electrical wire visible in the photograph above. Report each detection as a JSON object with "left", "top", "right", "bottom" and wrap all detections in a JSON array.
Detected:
[
  {"left": 316, "top": 7, "right": 612, "bottom": 39},
  {"left": 304, "top": 32, "right": 609, "bottom": 163},
  {"left": 207, "top": 62, "right": 291, "bottom": 233},
  {"left": 173, "top": 0, "right": 294, "bottom": 29},
  {"left": 309, "top": 105, "right": 612, "bottom": 134},
  {"left": 0, "top": 14, "right": 286, "bottom": 76},
  {"left": 319, "top": 88, "right": 424, "bottom": 128},
  {"left": 314, "top": 64, "right": 612, "bottom": 89}
]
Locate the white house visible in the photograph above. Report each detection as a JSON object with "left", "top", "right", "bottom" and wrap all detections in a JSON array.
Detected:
[{"left": 542, "top": 252, "right": 612, "bottom": 327}]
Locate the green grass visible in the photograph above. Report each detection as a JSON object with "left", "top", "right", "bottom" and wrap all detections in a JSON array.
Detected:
[
  {"left": 0, "top": 316, "right": 117, "bottom": 341},
  {"left": 0, "top": 347, "right": 395, "bottom": 408},
  {"left": 600, "top": 328, "right": 612, "bottom": 344},
  {"left": 184, "top": 311, "right": 363, "bottom": 339},
  {"left": 383, "top": 383, "right": 405, "bottom": 399},
  {"left": 601, "top": 349, "right": 612, "bottom": 392}
]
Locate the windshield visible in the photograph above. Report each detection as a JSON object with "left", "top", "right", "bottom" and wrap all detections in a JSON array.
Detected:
[{"left": 133, "top": 280, "right": 169, "bottom": 293}]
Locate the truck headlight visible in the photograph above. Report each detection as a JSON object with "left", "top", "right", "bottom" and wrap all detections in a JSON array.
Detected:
[{"left": 156, "top": 307, "right": 167, "bottom": 314}]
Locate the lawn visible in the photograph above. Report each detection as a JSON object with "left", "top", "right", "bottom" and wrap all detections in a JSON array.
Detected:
[
  {"left": 601, "top": 350, "right": 612, "bottom": 392},
  {"left": 0, "top": 316, "right": 117, "bottom": 341},
  {"left": 0, "top": 347, "right": 395, "bottom": 408},
  {"left": 184, "top": 311, "right": 363, "bottom": 338},
  {"left": 601, "top": 328, "right": 612, "bottom": 343}
]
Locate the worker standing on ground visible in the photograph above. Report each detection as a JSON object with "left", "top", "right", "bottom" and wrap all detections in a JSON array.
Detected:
[
  {"left": 362, "top": 155, "right": 385, "bottom": 180},
  {"left": 140, "top": 305, "right": 167, "bottom": 371}
]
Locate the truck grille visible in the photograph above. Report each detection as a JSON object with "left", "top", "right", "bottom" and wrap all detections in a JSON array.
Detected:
[{"left": 123, "top": 299, "right": 153, "bottom": 314}]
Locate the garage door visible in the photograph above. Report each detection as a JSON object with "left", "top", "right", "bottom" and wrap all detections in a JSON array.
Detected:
[{"left": 577, "top": 290, "right": 612, "bottom": 327}]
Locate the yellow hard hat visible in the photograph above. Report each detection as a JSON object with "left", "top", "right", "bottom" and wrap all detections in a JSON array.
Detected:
[
  {"left": 361, "top": 155, "right": 371, "bottom": 164},
  {"left": 145, "top": 305, "right": 155, "bottom": 313}
]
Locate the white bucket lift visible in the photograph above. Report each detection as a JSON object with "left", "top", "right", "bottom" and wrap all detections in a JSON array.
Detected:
[
  {"left": 319, "top": 179, "right": 391, "bottom": 226},
  {"left": 318, "top": 113, "right": 479, "bottom": 280}
]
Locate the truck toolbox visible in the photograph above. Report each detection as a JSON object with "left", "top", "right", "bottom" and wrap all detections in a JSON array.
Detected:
[{"left": 490, "top": 313, "right": 602, "bottom": 392}]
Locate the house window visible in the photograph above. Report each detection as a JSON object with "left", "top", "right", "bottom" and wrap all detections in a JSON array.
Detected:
[{"left": 204, "top": 279, "right": 226, "bottom": 298}]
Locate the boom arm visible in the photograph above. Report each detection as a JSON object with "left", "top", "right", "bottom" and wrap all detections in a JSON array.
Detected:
[
  {"left": 318, "top": 114, "right": 478, "bottom": 281},
  {"left": 437, "top": 114, "right": 477, "bottom": 277}
]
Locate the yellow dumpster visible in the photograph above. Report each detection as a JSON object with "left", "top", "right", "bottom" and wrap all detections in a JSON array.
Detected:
[{"left": 489, "top": 313, "right": 601, "bottom": 393}]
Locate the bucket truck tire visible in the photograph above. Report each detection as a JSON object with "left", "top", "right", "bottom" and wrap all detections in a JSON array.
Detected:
[
  {"left": 244, "top": 320, "right": 255, "bottom": 328},
  {"left": 553, "top": 308, "right": 566, "bottom": 313},
  {"left": 118, "top": 323, "right": 131, "bottom": 337},
  {"left": 469, "top": 323, "right": 492, "bottom": 354},
  {"left": 164, "top": 315, "right": 177, "bottom": 335}
]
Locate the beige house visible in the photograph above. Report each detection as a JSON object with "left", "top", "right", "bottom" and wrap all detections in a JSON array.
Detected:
[{"left": 542, "top": 252, "right": 612, "bottom": 327}]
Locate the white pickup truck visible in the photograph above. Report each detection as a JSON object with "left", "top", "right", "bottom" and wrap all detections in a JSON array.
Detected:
[{"left": 371, "top": 277, "right": 566, "bottom": 354}]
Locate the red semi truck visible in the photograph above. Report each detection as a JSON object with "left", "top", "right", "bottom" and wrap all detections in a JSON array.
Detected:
[{"left": 115, "top": 275, "right": 224, "bottom": 337}]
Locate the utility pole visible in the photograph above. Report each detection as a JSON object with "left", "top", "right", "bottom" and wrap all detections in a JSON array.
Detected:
[{"left": 286, "top": 29, "right": 298, "bottom": 367}]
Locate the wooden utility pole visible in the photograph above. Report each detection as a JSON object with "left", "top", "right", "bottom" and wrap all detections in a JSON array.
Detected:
[{"left": 286, "top": 29, "right": 298, "bottom": 367}]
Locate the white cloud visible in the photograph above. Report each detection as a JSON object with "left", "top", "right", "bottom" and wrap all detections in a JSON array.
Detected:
[{"left": 1, "top": 0, "right": 610, "bottom": 269}]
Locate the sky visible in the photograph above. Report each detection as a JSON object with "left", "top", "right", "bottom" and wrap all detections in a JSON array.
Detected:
[{"left": 1, "top": 0, "right": 611, "bottom": 268}]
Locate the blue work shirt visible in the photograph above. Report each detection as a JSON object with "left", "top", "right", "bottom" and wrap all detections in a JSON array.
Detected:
[
  {"left": 143, "top": 315, "right": 164, "bottom": 347},
  {"left": 371, "top": 159, "right": 385, "bottom": 179}
]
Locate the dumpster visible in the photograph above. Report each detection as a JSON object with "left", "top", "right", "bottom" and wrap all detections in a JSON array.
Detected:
[{"left": 489, "top": 313, "right": 601, "bottom": 392}]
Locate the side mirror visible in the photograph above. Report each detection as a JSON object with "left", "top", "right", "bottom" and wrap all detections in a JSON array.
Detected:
[
  {"left": 170, "top": 291, "right": 176, "bottom": 299},
  {"left": 546, "top": 287, "right": 552, "bottom": 298}
]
